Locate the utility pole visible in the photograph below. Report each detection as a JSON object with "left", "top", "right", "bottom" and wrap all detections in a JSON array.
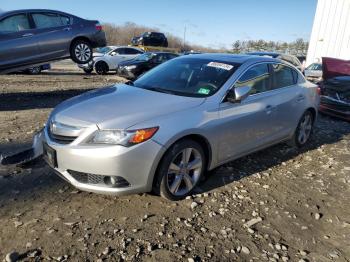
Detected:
[{"left": 183, "top": 25, "right": 186, "bottom": 50}]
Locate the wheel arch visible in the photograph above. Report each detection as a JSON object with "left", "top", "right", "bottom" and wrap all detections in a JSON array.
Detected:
[
  {"left": 70, "top": 36, "right": 91, "bottom": 51},
  {"left": 150, "top": 133, "right": 213, "bottom": 193}
]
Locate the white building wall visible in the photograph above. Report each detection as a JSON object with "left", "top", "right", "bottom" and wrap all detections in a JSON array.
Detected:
[{"left": 306, "top": 0, "right": 350, "bottom": 66}]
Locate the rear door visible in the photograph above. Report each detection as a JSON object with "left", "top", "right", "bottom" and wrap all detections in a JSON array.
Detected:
[
  {"left": 30, "top": 12, "right": 72, "bottom": 60},
  {"left": 269, "top": 63, "right": 304, "bottom": 137},
  {"left": 0, "top": 13, "right": 41, "bottom": 70}
]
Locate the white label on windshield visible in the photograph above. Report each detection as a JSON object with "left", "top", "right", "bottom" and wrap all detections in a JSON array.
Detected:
[{"left": 207, "top": 62, "right": 234, "bottom": 71}]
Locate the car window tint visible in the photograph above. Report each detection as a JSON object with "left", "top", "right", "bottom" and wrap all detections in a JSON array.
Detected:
[
  {"left": 235, "top": 63, "right": 270, "bottom": 95},
  {"left": 0, "top": 14, "right": 30, "bottom": 33},
  {"left": 115, "top": 48, "right": 126, "bottom": 55},
  {"left": 272, "top": 64, "right": 296, "bottom": 89},
  {"left": 32, "top": 13, "right": 63, "bottom": 29},
  {"left": 60, "top": 15, "right": 71, "bottom": 25},
  {"left": 125, "top": 48, "right": 141, "bottom": 55}
]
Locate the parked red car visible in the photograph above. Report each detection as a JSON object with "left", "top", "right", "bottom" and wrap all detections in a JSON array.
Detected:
[{"left": 319, "top": 57, "right": 350, "bottom": 121}]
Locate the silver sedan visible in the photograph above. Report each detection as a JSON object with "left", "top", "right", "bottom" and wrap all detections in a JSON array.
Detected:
[{"left": 39, "top": 54, "right": 319, "bottom": 200}]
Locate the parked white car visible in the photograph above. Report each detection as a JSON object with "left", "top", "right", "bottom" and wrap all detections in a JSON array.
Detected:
[{"left": 93, "top": 46, "right": 144, "bottom": 74}]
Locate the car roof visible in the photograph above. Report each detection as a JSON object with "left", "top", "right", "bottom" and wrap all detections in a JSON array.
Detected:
[
  {"left": 247, "top": 52, "right": 281, "bottom": 58},
  {"left": 146, "top": 52, "right": 178, "bottom": 55},
  {"left": 0, "top": 9, "right": 74, "bottom": 17},
  {"left": 181, "top": 53, "right": 278, "bottom": 64}
]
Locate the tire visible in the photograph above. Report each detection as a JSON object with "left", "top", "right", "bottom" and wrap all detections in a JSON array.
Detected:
[
  {"left": 289, "top": 110, "right": 314, "bottom": 148},
  {"left": 83, "top": 68, "right": 93, "bottom": 74},
  {"left": 95, "top": 61, "right": 109, "bottom": 75},
  {"left": 154, "top": 139, "right": 206, "bottom": 201},
  {"left": 27, "top": 66, "right": 41, "bottom": 75},
  {"left": 70, "top": 40, "right": 93, "bottom": 64}
]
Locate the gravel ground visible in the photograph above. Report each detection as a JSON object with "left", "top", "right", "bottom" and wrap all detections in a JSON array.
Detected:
[{"left": 0, "top": 63, "right": 349, "bottom": 262}]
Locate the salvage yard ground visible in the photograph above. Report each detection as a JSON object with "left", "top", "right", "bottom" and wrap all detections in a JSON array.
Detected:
[{"left": 0, "top": 62, "right": 350, "bottom": 261}]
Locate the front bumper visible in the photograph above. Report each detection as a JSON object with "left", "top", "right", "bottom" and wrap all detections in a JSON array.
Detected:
[
  {"left": 117, "top": 66, "right": 136, "bottom": 80},
  {"left": 319, "top": 96, "right": 350, "bottom": 121},
  {"left": 42, "top": 127, "right": 165, "bottom": 195}
]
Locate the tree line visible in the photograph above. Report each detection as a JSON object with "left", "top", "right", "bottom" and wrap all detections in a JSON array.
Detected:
[
  {"left": 103, "top": 22, "right": 308, "bottom": 55},
  {"left": 232, "top": 39, "right": 309, "bottom": 55}
]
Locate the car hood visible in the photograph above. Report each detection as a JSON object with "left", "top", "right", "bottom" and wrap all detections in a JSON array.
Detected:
[{"left": 50, "top": 84, "right": 205, "bottom": 129}]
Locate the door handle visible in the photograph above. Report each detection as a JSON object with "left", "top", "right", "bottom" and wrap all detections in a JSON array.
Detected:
[
  {"left": 296, "top": 95, "right": 305, "bottom": 102},
  {"left": 265, "top": 105, "right": 275, "bottom": 114},
  {"left": 22, "top": 33, "right": 34, "bottom": 37},
  {"left": 63, "top": 27, "right": 72, "bottom": 31}
]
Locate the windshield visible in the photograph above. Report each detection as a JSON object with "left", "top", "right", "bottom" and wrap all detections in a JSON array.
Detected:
[
  {"left": 306, "top": 63, "right": 322, "bottom": 70},
  {"left": 96, "top": 47, "right": 113, "bottom": 54},
  {"left": 135, "top": 53, "right": 154, "bottom": 61},
  {"left": 133, "top": 57, "right": 241, "bottom": 97}
]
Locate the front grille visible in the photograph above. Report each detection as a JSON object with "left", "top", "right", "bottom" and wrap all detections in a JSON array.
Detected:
[
  {"left": 49, "top": 133, "right": 77, "bottom": 144},
  {"left": 67, "top": 170, "right": 130, "bottom": 188}
]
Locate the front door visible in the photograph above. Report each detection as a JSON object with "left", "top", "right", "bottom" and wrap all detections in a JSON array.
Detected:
[{"left": 217, "top": 63, "right": 276, "bottom": 163}]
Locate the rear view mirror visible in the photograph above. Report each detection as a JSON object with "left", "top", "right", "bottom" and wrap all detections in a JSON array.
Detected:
[{"left": 226, "top": 86, "right": 251, "bottom": 103}]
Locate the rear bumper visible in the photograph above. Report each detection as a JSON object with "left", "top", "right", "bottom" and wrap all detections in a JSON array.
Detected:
[{"left": 90, "top": 31, "right": 107, "bottom": 48}]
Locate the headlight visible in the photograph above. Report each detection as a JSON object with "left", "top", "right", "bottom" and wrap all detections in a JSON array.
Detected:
[
  {"left": 87, "top": 127, "right": 158, "bottom": 146},
  {"left": 125, "top": 65, "right": 137, "bottom": 70}
]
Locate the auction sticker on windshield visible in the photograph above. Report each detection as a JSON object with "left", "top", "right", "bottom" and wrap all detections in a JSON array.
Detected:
[
  {"left": 198, "top": 88, "right": 210, "bottom": 95},
  {"left": 207, "top": 62, "right": 234, "bottom": 71}
]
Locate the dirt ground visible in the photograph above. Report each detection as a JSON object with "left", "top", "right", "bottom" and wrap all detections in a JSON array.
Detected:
[{"left": 0, "top": 62, "right": 349, "bottom": 262}]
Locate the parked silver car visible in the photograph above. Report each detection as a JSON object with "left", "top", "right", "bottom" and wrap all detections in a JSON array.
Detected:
[{"left": 39, "top": 54, "right": 319, "bottom": 200}]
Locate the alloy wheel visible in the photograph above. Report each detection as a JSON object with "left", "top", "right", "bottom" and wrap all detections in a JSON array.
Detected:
[
  {"left": 298, "top": 113, "right": 312, "bottom": 144},
  {"left": 74, "top": 43, "right": 91, "bottom": 63},
  {"left": 166, "top": 147, "right": 203, "bottom": 196}
]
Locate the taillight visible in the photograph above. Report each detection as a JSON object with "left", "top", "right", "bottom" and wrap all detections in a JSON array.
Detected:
[
  {"left": 95, "top": 22, "right": 102, "bottom": 31},
  {"left": 316, "top": 86, "right": 322, "bottom": 95}
]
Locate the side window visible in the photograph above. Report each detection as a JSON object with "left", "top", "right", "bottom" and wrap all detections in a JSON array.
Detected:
[
  {"left": 32, "top": 13, "right": 63, "bottom": 29},
  {"left": 235, "top": 63, "right": 271, "bottom": 95},
  {"left": 59, "top": 15, "right": 71, "bottom": 26},
  {"left": 0, "top": 14, "right": 30, "bottom": 33},
  {"left": 114, "top": 48, "right": 126, "bottom": 55},
  {"left": 125, "top": 48, "right": 141, "bottom": 55},
  {"left": 272, "top": 64, "right": 296, "bottom": 89}
]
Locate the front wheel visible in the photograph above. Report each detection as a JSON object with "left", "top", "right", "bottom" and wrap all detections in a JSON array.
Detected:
[
  {"left": 27, "top": 66, "right": 41, "bottom": 75},
  {"left": 70, "top": 40, "right": 92, "bottom": 64},
  {"left": 289, "top": 110, "right": 314, "bottom": 147},
  {"left": 95, "top": 61, "right": 109, "bottom": 75},
  {"left": 154, "top": 139, "right": 206, "bottom": 201}
]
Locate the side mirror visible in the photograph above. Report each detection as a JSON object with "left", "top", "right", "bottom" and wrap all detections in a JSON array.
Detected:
[
  {"left": 111, "top": 51, "right": 118, "bottom": 56},
  {"left": 226, "top": 86, "right": 251, "bottom": 103}
]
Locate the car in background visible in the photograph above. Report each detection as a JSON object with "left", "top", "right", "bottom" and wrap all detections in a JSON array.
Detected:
[
  {"left": 78, "top": 46, "right": 116, "bottom": 74},
  {"left": 39, "top": 54, "right": 319, "bottom": 200},
  {"left": 0, "top": 9, "right": 106, "bottom": 74},
  {"left": 131, "top": 32, "right": 168, "bottom": 47},
  {"left": 319, "top": 57, "right": 350, "bottom": 121},
  {"left": 304, "top": 63, "right": 322, "bottom": 83},
  {"left": 248, "top": 52, "right": 303, "bottom": 72},
  {"left": 92, "top": 46, "right": 144, "bottom": 74},
  {"left": 117, "top": 52, "right": 178, "bottom": 80},
  {"left": 23, "top": 64, "right": 51, "bottom": 74}
]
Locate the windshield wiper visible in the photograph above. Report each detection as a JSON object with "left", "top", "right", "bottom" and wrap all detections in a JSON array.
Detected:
[{"left": 146, "top": 87, "right": 176, "bottom": 95}]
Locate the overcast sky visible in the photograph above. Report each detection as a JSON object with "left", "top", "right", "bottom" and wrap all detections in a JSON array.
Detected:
[{"left": 1, "top": 0, "right": 318, "bottom": 48}]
